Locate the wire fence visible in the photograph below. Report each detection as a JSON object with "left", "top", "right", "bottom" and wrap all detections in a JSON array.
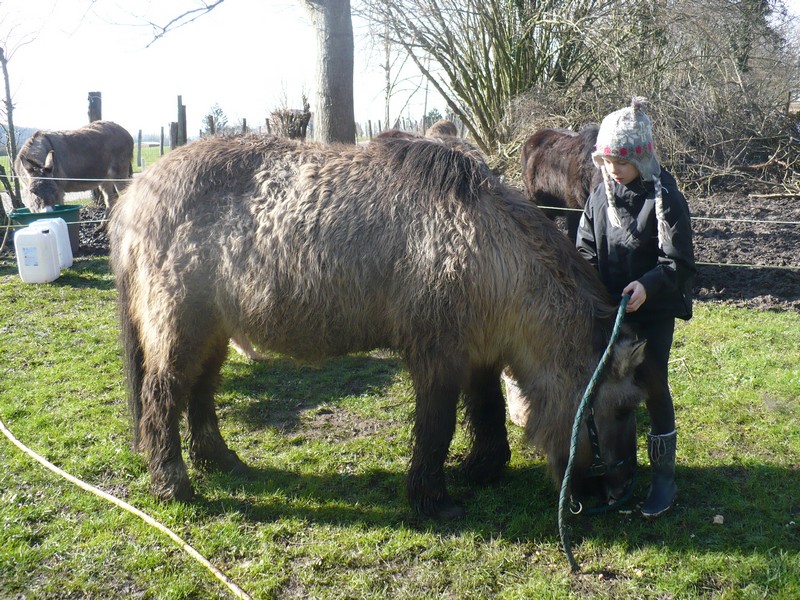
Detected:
[{"left": 2, "top": 176, "right": 799, "bottom": 272}]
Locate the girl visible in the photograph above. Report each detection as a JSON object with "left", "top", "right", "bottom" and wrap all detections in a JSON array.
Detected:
[{"left": 576, "top": 98, "right": 696, "bottom": 517}]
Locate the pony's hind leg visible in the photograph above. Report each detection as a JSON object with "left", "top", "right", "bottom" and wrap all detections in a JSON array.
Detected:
[
  {"left": 461, "top": 366, "right": 511, "bottom": 484},
  {"left": 139, "top": 367, "right": 194, "bottom": 501},
  {"left": 187, "top": 335, "right": 249, "bottom": 475},
  {"left": 138, "top": 317, "right": 229, "bottom": 501}
]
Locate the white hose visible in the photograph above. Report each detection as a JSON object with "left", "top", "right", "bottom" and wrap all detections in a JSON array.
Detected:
[{"left": 0, "top": 416, "right": 253, "bottom": 600}]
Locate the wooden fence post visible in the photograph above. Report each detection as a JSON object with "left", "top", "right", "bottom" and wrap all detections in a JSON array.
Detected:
[
  {"left": 137, "top": 130, "right": 142, "bottom": 168},
  {"left": 177, "top": 96, "right": 187, "bottom": 146},
  {"left": 160, "top": 127, "right": 165, "bottom": 156},
  {"left": 88, "top": 92, "right": 102, "bottom": 122},
  {"left": 170, "top": 122, "right": 178, "bottom": 149}
]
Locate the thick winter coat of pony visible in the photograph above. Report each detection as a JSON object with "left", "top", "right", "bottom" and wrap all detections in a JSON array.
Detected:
[
  {"left": 521, "top": 125, "right": 601, "bottom": 241},
  {"left": 109, "top": 134, "right": 645, "bottom": 519}
]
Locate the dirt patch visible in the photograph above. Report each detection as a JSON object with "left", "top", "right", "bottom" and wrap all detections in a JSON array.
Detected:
[
  {"left": 77, "top": 206, "right": 111, "bottom": 256},
  {"left": 302, "top": 406, "right": 389, "bottom": 443},
  {"left": 690, "top": 193, "right": 800, "bottom": 311},
  {"left": 31, "top": 196, "right": 800, "bottom": 313}
]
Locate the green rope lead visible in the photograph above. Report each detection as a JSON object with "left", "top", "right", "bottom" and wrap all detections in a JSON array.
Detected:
[{"left": 558, "top": 294, "right": 630, "bottom": 572}]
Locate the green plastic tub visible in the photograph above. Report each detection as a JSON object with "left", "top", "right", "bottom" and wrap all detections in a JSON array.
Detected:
[{"left": 10, "top": 205, "right": 81, "bottom": 254}]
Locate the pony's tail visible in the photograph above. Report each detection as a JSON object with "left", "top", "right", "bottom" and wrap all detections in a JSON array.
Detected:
[{"left": 116, "top": 273, "right": 145, "bottom": 452}]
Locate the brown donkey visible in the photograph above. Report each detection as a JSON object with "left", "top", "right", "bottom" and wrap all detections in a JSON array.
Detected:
[{"left": 109, "top": 134, "right": 647, "bottom": 519}]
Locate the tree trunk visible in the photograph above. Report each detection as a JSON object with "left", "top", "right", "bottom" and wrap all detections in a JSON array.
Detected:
[
  {"left": 1, "top": 46, "right": 22, "bottom": 211},
  {"left": 304, "top": 0, "right": 356, "bottom": 144}
]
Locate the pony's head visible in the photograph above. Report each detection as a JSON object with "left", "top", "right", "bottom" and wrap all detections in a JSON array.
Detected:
[{"left": 558, "top": 332, "right": 648, "bottom": 511}]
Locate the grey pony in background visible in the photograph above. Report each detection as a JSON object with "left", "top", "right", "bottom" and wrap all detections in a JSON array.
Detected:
[{"left": 14, "top": 120, "right": 134, "bottom": 212}]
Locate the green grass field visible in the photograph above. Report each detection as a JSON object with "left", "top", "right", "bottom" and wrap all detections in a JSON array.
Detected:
[{"left": 0, "top": 256, "right": 798, "bottom": 598}]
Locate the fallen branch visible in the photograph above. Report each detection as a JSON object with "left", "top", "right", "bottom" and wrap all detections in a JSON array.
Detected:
[{"left": 748, "top": 192, "right": 800, "bottom": 199}]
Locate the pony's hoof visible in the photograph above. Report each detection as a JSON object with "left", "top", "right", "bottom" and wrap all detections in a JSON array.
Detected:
[
  {"left": 214, "top": 448, "right": 249, "bottom": 475},
  {"left": 461, "top": 447, "right": 511, "bottom": 485},
  {"left": 152, "top": 475, "right": 194, "bottom": 502},
  {"left": 415, "top": 495, "right": 466, "bottom": 520},
  {"left": 151, "top": 460, "right": 193, "bottom": 502},
  {"left": 191, "top": 447, "right": 249, "bottom": 475},
  {"left": 434, "top": 501, "right": 466, "bottom": 520}
]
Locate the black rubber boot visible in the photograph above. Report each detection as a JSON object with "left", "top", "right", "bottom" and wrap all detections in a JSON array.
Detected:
[{"left": 641, "top": 430, "right": 677, "bottom": 518}]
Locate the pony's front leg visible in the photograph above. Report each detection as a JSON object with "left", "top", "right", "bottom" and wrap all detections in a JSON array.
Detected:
[
  {"left": 461, "top": 366, "right": 511, "bottom": 484},
  {"left": 407, "top": 374, "right": 464, "bottom": 519}
]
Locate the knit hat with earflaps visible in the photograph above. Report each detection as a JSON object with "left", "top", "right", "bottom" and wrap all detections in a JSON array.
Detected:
[{"left": 592, "top": 97, "right": 669, "bottom": 250}]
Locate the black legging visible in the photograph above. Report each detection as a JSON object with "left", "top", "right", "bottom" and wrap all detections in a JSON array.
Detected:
[{"left": 631, "top": 318, "right": 676, "bottom": 435}]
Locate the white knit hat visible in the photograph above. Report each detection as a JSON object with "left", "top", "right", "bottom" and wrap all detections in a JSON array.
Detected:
[{"left": 592, "top": 97, "right": 668, "bottom": 249}]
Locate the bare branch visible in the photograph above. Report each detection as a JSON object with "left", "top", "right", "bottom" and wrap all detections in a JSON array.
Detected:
[{"left": 144, "top": 0, "right": 227, "bottom": 47}]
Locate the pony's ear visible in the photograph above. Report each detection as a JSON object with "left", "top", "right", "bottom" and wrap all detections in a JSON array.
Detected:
[
  {"left": 629, "top": 339, "right": 647, "bottom": 368},
  {"left": 611, "top": 338, "right": 647, "bottom": 377}
]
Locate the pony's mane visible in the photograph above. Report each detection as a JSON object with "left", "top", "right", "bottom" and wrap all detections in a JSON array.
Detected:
[
  {"left": 371, "top": 136, "right": 492, "bottom": 204},
  {"left": 501, "top": 185, "right": 617, "bottom": 341}
]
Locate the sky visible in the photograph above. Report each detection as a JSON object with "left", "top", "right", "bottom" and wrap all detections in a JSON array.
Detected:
[{"left": 1, "top": 0, "right": 438, "bottom": 138}]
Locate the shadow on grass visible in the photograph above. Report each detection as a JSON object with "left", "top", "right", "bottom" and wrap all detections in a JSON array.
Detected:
[
  {"left": 194, "top": 461, "right": 558, "bottom": 537},
  {"left": 57, "top": 257, "right": 115, "bottom": 290},
  {"left": 221, "top": 353, "right": 405, "bottom": 431},
  {"left": 206, "top": 352, "right": 800, "bottom": 559},
  {"left": 190, "top": 453, "right": 799, "bottom": 559},
  {"left": 551, "top": 461, "right": 800, "bottom": 558}
]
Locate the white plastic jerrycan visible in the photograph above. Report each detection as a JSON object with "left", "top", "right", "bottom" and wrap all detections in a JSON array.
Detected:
[
  {"left": 29, "top": 217, "right": 73, "bottom": 269},
  {"left": 14, "top": 225, "right": 61, "bottom": 283}
]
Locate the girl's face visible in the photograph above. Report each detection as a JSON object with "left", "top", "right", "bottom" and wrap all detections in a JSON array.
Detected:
[{"left": 601, "top": 157, "right": 640, "bottom": 186}]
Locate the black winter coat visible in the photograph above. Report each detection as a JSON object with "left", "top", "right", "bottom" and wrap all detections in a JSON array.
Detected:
[{"left": 575, "top": 169, "right": 696, "bottom": 322}]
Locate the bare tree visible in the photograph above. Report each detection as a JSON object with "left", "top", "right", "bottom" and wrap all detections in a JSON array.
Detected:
[
  {"left": 355, "top": 1, "right": 424, "bottom": 131},
  {"left": 303, "top": 0, "right": 356, "bottom": 143},
  {"left": 503, "top": 0, "right": 800, "bottom": 190},
  {"left": 367, "top": 0, "right": 610, "bottom": 154},
  {"left": 139, "top": 1, "right": 356, "bottom": 144},
  {"left": 140, "top": 0, "right": 227, "bottom": 48},
  {"left": 0, "top": 45, "right": 21, "bottom": 215}
]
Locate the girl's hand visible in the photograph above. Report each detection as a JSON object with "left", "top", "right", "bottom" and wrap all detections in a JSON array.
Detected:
[{"left": 623, "top": 281, "right": 647, "bottom": 312}]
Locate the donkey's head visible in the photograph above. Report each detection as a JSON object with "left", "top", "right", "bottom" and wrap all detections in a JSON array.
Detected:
[{"left": 16, "top": 151, "right": 60, "bottom": 212}]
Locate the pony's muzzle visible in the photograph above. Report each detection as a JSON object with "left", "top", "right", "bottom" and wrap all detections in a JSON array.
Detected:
[{"left": 603, "top": 457, "right": 637, "bottom": 506}]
